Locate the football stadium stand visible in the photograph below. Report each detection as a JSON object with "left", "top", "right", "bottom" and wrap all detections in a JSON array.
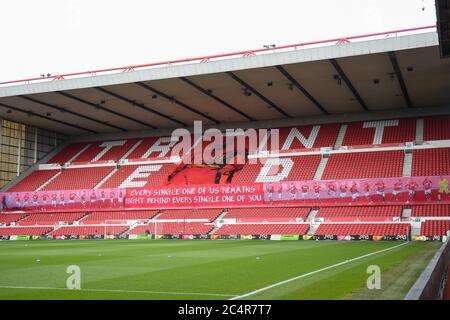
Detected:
[
  {"left": 321, "top": 151, "right": 404, "bottom": 179},
  {"left": 18, "top": 212, "right": 86, "bottom": 226},
  {"left": 223, "top": 207, "right": 311, "bottom": 222},
  {"left": 80, "top": 210, "right": 157, "bottom": 224},
  {"left": 156, "top": 209, "right": 223, "bottom": 222},
  {"left": 315, "top": 206, "right": 403, "bottom": 221},
  {"left": 420, "top": 220, "right": 450, "bottom": 237},
  {"left": 315, "top": 223, "right": 410, "bottom": 236},
  {"left": 129, "top": 222, "right": 214, "bottom": 235},
  {"left": 0, "top": 27, "right": 449, "bottom": 241},
  {"left": 0, "top": 114, "right": 449, "bottom": 240},
  {"left": 215, "top": 223, "right": 310, "bottom": 236}
]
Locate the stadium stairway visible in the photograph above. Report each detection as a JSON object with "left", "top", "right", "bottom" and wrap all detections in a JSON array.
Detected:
[
  {"left": 119, "top": 140, "right": 144, "bottom": 161},
  {"left": 95, "top": 167, "right": 119, "bottom": 189},
  {"left": 402, "top": 152, "right": 413, "bottom": 177},
  {"left": 313, "top": 157, "right": 329, "bottom": 180},
  {"left": 306, "top": 209, "right": 319, "bottom": 222},
  {"left": 214, "top": 210, "right": 228, "bottom": 222},
  {"left": 208, "top": 210, "right": 229, "bottom": 235},
  {"left": 16, "top": 214, "right": 31, "bottom": 225},
  {"left": 151, "top": 212, "right": 163, "bottom": 221},
  {"left": 415, "top": 118, "right": 424, "bottom": 144},
  {"left": 411, "top": 223, "right": 421, "bottom": 238},
  {"left": 75, "top": 212, "right": 93, "bottom": 224},
  {"left": 306, "top": 223, "right": 319, "bottom": 235},
  {"left": 402, "top": 208, "right": 412, "bottom": 219},
  {"left": 35, "top": 171, "right": 62, "bottom": 191},
  {"left": 334, "top": 124, "right": 348, "bottom": 147},
  {"left": 208, "top": 225, "right": 221, "bottom": 235}
]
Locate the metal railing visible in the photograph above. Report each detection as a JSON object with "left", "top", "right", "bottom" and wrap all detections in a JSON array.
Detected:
[{"left": 0, "top": 25, "right": 436, "bottom": 87}]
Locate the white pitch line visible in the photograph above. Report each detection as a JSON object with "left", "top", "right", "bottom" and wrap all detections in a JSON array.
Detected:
[
  {"left": 230, "top": 241, "right": 410, "bottom": 300},
  {"left": 0, "top": 285, "right": 237, "bottom": 298}
]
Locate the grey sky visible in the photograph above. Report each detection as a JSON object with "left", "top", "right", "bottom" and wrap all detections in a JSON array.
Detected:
[{"left": 0, "top": 0, "right": 436, "bottom": 82}]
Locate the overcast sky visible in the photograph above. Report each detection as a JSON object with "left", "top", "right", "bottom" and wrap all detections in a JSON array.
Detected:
[{"left": 0, "top": 0, "right": 437, "bottom": 83}]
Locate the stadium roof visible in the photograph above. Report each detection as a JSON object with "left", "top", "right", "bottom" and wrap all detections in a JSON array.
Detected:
[{"left": 0, "top": 26, "right": 449, "bottom": 136}]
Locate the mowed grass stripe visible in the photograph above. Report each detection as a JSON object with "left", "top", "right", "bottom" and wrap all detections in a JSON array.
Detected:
[
  {"left": 0, "top": 285, "right": 237, "bottom": 297},
  {"left": 0, "top": 240, "right": 439, "bottom": 300},
  {"left": 230, "top": 242, "right": 408, "bottom": 300}
]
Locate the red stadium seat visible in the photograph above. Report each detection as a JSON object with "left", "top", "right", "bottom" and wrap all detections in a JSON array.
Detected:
[
  {"left": 342, "top": 119, "right": 416, "bottom": 146},
  {"left": 412, "top": 148, "right": 450, "bottom": 176},
  {"left": 41, "top": 167, "right": 115, "bottom": 190},
  {"left": 316, "top": 206, "right": 402, "bottom": 221},
  {"left": 0, "top": 226, "right": 53, "bottom": 236},
  {"left": 0, "top": 213, "right": 29, "bottom": 225},
  {"left": 8, "top": 170, "right": 59, "bottom": 192},
  {"left": 322, "top": 151, "right": 404, "bottom": 179},
  {"left": 51, "top": 225, "right": 129, "bottom": 236},
  {"left": 315, "top": 223, "right": 409, "bottom": 236},
  {"left": 411, "top": 204, "right": 450, "bottom": 217},
  {"left": 18, "top": 212, "right": 86, "bottom": 226},
  {"left": 215, "top": 223, "right": 309, "bottom": 235},
  {"left": 423, "top": 116, "right": 450, "bottom": 141},
  {"left": 420, "top": 220, "right": 450, "bottom": 237},
  {"left": 80, "top": 210, "right": 157, "bottom": 224},
  {"left": 129, "top": 222, "right": 213, "bottom": 235},
  {"left": 156, "top": 209, "right": 222, "bottom": 222},
  {"left": 224, "top": 207, "right": 310, "bottom": 222}
]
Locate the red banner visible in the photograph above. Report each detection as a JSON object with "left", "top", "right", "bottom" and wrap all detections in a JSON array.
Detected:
[
  {"left": 125, "top": 183, "right": 264, "bottom": 209},
  {"left": 263, "top": 175, "right": 450, "bottom": 204},
  {"left": 1, "top": 188, "right": 124, "bottom": 211},
  {"left": 1, "top": 175, "right": 448, "bottom": 212}
]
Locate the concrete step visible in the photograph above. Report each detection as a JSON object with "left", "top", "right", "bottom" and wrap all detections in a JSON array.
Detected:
[
  {"left": 307, "top": 223, "right": 318, "bottom": 235},
  {"left": 94, "top": 167, "right": 118, "bottom": 189},
  {"left": 402, "top": 152, "right": 413, "bottom": 177},
  {"left": 306, "top": 209, "right": 319, "bottom": 222},
  {"left": 402, "top": 208, "right": 412, "bottom": 218},
  {"left": 415, "top": 118, "right": 424, "bottom": 144},
  {"left": 313, "top": 157, "right": 329, "bottom": 180},
  {"left": 35, "top": 171, "right": 62, "bottom": 191},
  {"left": 335, "top": 124, "right": 348, "bottom": 147}
]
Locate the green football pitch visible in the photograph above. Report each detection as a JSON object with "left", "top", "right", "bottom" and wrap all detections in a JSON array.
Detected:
[{"left": 0, "top": 240, "right": 440, "bottom": 300}]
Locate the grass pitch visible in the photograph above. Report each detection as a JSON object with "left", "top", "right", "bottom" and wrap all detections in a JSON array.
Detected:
[{"left": 0, "top": 240, "right": 440, "bottom": 300}]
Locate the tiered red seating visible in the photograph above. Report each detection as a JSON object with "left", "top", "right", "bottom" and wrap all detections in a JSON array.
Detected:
[
  {"left": 272, "top": 123, "right": 340, "bottom": 151},
  {"left": 167, "top": 165, "right": 220, "bottom": 185},
  {"left": 224, "top": 207, "right": 310, "bottom": 222},
  {"left": 0, "top": 226, "right": 53, "bottom": 236},
  {"left": 215, "top": 223, "right": 309, "bottom": 235},
  {"left": 48, "top": 143, "right": 88, "bottom": 164},
  {"left": 232, "top": 155, "right": 321, "bottom": 183},
  {"left": 342, "top": 119, "right": 416, "bottom": 146},
  {"left": 316, "top": 206, "right": 402, "bottom": 221},
  {"left": 411, "top": 148, "right": 450, "bottom": 176},
  {"left": 17, "top": 212, "right": 86, "bottom": 226},
  {"left": 7, "top": 170, "right": 59, "bottom": 192},
  {"left": 51, "top": 225, "right": 129, "bottom": 236},
  {"left": 322, "top": 151, "right": 403, "bottom": 179},
  {"left": 411, "top": 204, "right": 450, "bottom": 217},
  {"left": 423, "top": 116, "right": 450, "bottom": 141},
  {"left": 421, "top": 220, "right": 450, "bottom": 237},
  {"left": 129, "top": 222, "right": 213, "bottom": 235},
  {"left": 99, "top": 164, "right": 175, "bottom": 188},
  {"left": 72, "top": 140, "right": 139, "bottom": 162},
  {"left": 41, "top": 167, "right": 114, "bottom": 190},
  {"left": 315, "top": 223, "right": 410, "bottom": 236},
  {"left": 0, "top": 213, "right": 29, "bottom": 225},
  {"left": 126, "top": 137, "right": 177, "bottom": 159},
  {"left": 80, "top": 210, "right": 157, "bottom": 224},
  {"left": 156, "top": 209, "right": 222, "bottom": 222}
]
